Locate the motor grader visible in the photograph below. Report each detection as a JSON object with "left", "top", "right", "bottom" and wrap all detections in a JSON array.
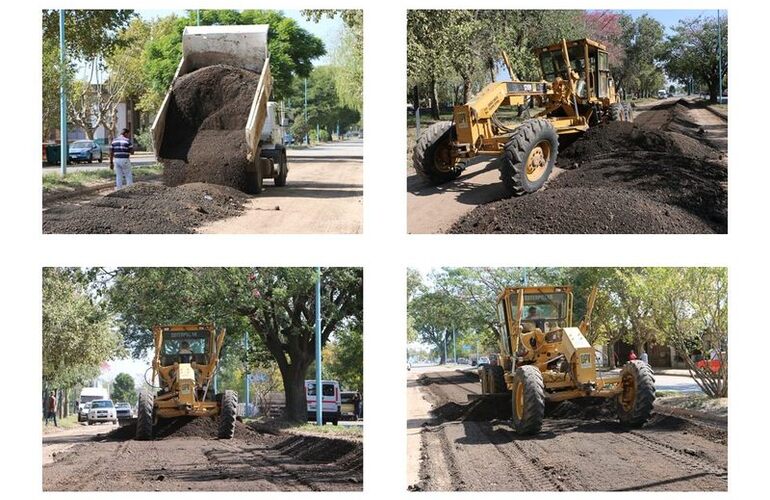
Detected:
[
  {"left": 413, "top": 38, "right": 633, "bottom": 195},
  {"left": 478, "top": 286, "right": 654, "bottom": 435},
  {"left": 135, "top": 324, "right": 237, "bottom": 440}
]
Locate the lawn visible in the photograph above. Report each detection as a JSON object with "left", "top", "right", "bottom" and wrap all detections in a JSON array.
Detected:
[
  {"left": 42, "top": 414, "right": 80, "bottom": 433},
  {"left": 42, "top": 164, "right": 163, "bottom": 193}
]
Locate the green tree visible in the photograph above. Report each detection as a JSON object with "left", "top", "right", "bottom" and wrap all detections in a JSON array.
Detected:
[
  {"left": 43, "top": 268, "right": 123, "bottom": 413},
  {"left": 101, "top": 267, "right": 362, "bottom": 422},
  {"left": 297, "top": 66, "right": 361, "bottom": 138},
  {"left": 111, "top": 373, "right": 137, "bottom": 404},
  {"left": 663, "top": 15, "right": 727, "bottom": 102},
  {"left": 323, "top": 326, "right": 363, "bottom": 393}
]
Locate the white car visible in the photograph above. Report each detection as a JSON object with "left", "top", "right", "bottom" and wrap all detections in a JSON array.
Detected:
[
  {"left": 78, "top": 402, "right": 92, "bottom": 422},
  {"left": 478, "top": 356, "right": 491, "bottom": 366},
  {"left": 88, "top": 399, "right": 118, "bottom": 425}
]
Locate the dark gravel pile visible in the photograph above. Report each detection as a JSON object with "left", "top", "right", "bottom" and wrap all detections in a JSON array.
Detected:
[
  {"left": 42, "top": 182, "right": 247, "bottom": 234},
  {"left": 450, "top": 120, "right": 727, "bottom": 234},
  {"left": 158, "top": 64, "right": 259, "bottom": 192},
  {"left": 104, "top": 416, "right": 257, "bottom": 441}
]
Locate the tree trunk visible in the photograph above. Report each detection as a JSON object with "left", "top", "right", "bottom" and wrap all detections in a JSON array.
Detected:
[
  {"left": 462, "top": 77, "right": 472, "bottom": 103},
  {"left": 430, "top": 78, "right": 440, "bottom": 120},
  {"left": 279, "top": 362, "right": 310, "bottom": 423}
]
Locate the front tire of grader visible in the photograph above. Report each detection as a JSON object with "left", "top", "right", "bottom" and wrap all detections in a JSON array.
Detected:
[
  {"left": 616, "top": 360, "right": 656, "bottom": 427},
  {"left": 412, "top": 121, "right": 463, "bottom": 184},
  {"left": 218, "top": 390, "right": 238, "bottom": 439},
  {"left": 511, "top": 365, "right": 545, "bottom": 435},
  {"left": 488, "top": 365, "right": 506, "bottom": 394},
  {"left": 135, "top": 391, "right": 154, "bottom": 440},
  {"left": 499, "top": 119, "right": 558, "bottom": 196}
]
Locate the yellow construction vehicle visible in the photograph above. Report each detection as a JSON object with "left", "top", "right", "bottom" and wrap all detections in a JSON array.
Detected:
[
  {"left": 135, "top": 324, "right": 237, "bottom": 440},
  {"left": 479, "top": 286, "right": 654, "bottom": 435},
  {"left": 413, "top": 38, "right": 633, "bottom": 195}
]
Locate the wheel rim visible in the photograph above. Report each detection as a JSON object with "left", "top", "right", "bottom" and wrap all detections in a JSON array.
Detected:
[
  {"left": 526, "top": 141, "right": 551, "bottom": 181},
  {"left": 515, "top": 383, "right": 524, "bottom": 420},
  {"left": 620, "top": 372, "right": 637, "bottom": 412},
  {"left": 432, "top": 138, "right": 455, "bottom": 173}
]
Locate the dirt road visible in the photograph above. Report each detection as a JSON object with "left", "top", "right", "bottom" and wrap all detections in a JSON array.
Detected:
[
  {"left": 43, "top": 418, "right": 362, "bottom": 491},
  {"left": 199, "top": 141, "right": 363, "bottom": 233},
  {"left": 42, "top": 140, "right": 362, "bottom": 234},
  {"left": 407, "top": 98, "right": 727, "bottom": 234},
  {"left": 409, "top": 368, "right": 727, "bottom": 492}
]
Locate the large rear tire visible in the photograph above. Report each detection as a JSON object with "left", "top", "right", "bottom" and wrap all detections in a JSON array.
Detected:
[
  {"left": 412, "top": 121, "right": 462, "bottom": 184},
  {"left": 135, "top": 391, "right": 154, "bottom": 440},
  {"left": 488, "top": 365, "right": 506, "bottom": 394},
  {"left": 274, "top": 150, "right": 288, "bottom": 187},
  {"left": 499, "top": 119, "right": 558, "bottom": 196},
  {"left": 511, "top": 365, "right": 545, "bottom": 435},
  {"left": 617, "top": 360, "right": 655, "bottom": 427},
  {"left": 218, "top": 390, "right": 238, "bottom": 439},
  {"left": 609, "top": 103, "right": 623, "bottom": 122}
]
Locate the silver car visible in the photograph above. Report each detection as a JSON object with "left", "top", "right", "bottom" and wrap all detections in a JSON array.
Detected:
[
  {"left": 88, "top": 399, "right": 117, "bottom": 425},
  {"left": 77, "top": 402, "right": 92, "bottom": 422}
]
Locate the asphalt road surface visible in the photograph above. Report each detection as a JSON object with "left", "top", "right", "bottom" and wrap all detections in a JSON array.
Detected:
[{"left": 407, "top": 366, "right": 727, "bottom": 492}]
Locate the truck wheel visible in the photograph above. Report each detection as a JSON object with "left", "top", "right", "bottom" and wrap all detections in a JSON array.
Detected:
[
  {"left": 218, "top": 390, "right": 238, "bottom": 439},
  {"left": 609, "top": 103, "right": 623, "bottom": 122},
  {"left": 489, "top": 365, "right": 506, "bottom": 394},
  {"left": 274, "top": 150, "right": 288, "bottom": 186},
  {"left": 412, "top": 121, "right": 462, "bottom": 184},
  {"left": 135, "top": 391, "right": 154, "bottom": 440},
  {"left": 511, "top": 365, "right": 545, "bottom": 435},
  {"left": 245, "top": 163, "right": 264, "bottom": 195},
  {"left": 617, "top": 360, "right": 655, "bottom": 427},
  {"left": 623, "top": 102, "right": 633, "bottom": 122},
  {"left": 499, "top": 119, "right": 558, "bottom": 196}
]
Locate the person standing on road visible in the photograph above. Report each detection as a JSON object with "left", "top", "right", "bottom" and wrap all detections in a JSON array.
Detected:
[
  {"left": 640, "top": 350, "right": 649, "bottom": 364},
  {"left": 110, "top": 128, "right": 134, "bottom": 190},
  {"left": 45, "top": 391, "right": 58, "bottom": 427}
]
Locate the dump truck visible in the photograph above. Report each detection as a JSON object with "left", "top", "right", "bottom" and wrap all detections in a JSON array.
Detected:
[
  {"left": 152, "top": 25, "right": 288, "bottom": 194},
  {"left": 135, "top": 324, "right": 237, "bottom": 440},
  {"left": 478, "top": 286, "right": 655, "bottom": 435},
  {"left": 414, "top": 38, "right": 633, "bottom": 195}
]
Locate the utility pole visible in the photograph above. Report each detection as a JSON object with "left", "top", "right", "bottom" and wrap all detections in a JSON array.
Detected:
[
  {"left": 304, "top": 78, "right": 308, "bottom": 145},
  {"left": 196, "top": 10, "right": 200, "bottom": 26},
  {"left": 717, "top": 10, "right": 723, "bottom": 104},
  {"left": 315, "top": 267, "right": 323, "bottom": 425},
  {"left": 59, "top": 10, "right": 68, "bottom": 176},
  {"left": 336, "top": 121, "right": 340, "bottom": 141},
  {"left": 316, "top": 123, "right": 320, "bottom": 143},
  {"left": 452, "top": 328, "right": 457, "bottom": 363},
  {"left": 243, "top": 332, "right": 250, "bottom": 417},
  {"left": 443, "top": 330, "right": 448, "bottom": 365}
]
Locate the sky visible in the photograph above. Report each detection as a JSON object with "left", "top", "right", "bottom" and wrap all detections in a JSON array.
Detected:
[{"left": 619, "top": 9, "right": 724, "bottom": 34}]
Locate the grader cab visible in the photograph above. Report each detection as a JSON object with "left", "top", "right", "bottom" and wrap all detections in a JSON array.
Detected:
[
  {"left": 479, "top": 286, "right": 655, "bottom": 435},
  {"left": 135, "top": 324, "right": 238, "bottom": 440},
  {"left": 413, "top": 38, "right": 633, "bottom": 195}
]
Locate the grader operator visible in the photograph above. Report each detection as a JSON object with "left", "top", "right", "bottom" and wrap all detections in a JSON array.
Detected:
[
  {"left": 135, "top": 324, "right": 238, "bottom": 440},
  {"left": 413, "top": 38, "right": 633, "bottom": 195},
  {"left": 479, "top": 286, "right": 655, "bottom": 435}
]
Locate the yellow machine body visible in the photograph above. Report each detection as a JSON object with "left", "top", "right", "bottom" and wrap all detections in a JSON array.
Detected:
[
  {"left": 496, "top": 286, "right": 623, "bottom": 402},
  {"left": 150, "top": 324, "right": 226, "bottom": 419},
  {"left": 450, "top": 38, "right": 620, "bottom": 161}
]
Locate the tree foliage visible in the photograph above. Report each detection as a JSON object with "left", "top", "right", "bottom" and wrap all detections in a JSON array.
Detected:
[
  {"left": 323, "top": 325, "right": 363, "bottom": 392},
  {"left": 663, "top": 15, "right": 728, "bottom": 102},
  {"left": 111, "top": 372, "right": 137, "bottom": 404},
  {"left": 42, "top": 268, "right": 123, "bottom": 390}
]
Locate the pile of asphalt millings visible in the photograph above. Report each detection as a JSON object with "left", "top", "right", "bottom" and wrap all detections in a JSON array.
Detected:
[
  {"left": 450, "top": 120, "right": 727, "bottom": 234},
  {"left": 42, "top": 182, "right": 247, "bottom": 234},
  {"left": 158, "top": 64, "right": 260, "bottom": 192},
  {"left": 104, "top": 416, "right": 258, "bottom": 441}
]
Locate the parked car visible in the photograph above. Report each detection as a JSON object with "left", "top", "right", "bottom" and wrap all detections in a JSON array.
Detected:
[
  {"left": 88, "top": 399, "right": 117, "bottom": 425},
  {"left": 477, "top": 356, "right": 491, "bottom": 366},
  {"left": 68, "top": 140, "right": 103, "bottom": 164},
  {"left": 77, "top": 402, "right": 92, "bottom": 422},
  {"left": 114, "top": 402, "right": 132, "bottom": 419}
]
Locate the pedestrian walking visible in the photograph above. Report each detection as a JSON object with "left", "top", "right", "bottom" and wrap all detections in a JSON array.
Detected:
[
  {"left": 45, "top": 391, "right": 58, "bottom": 427},
  {"left": 640, "top": 351, "right": 649, "bottom": 364},
  {"left": 110, "top": 128, "right": 134, "bottom": 190}
]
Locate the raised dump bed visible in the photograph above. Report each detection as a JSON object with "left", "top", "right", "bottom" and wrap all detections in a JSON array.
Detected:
[{"left": 152, "top": 25, "right": 287, "bottom": 194}]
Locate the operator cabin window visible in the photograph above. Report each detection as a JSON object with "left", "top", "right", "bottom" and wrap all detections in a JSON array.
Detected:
[
  {"left": 598, "top": 52, "right": 610, "bottom": 98},
  {"left": 497, "top": 300, "right": 511, "bottom": 356}
]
